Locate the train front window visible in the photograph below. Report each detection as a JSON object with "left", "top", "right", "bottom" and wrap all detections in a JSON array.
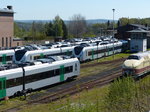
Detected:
[
  {"left": 74, "top": 46, "right": 84, "bottom": 55},
  {"left": 127, "top": 55, "right": 140, "bottom": 60},
  {"left": 15, "top": 50, "right": 27, "bottom": 61}
]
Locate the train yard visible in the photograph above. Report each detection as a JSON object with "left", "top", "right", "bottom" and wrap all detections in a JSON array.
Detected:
[
  {"left": 1, "top": 54, "right": 127, "bottom": 112},
  {"left": 2, "top": 36, "right": 147, "bottom": 111}
]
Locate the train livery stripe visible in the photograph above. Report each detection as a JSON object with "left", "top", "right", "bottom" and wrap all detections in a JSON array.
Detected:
[
  {"left": 92, "top": 49, "right": 94, "bottom": 60},
  {"left": 40, "top": 53, "right": 44, "bottom": 59},
  {"left": 2, "top": 54, "right": 6, "bottom": 64},
  {"left": 0, "top": 77, "right": 6, "bottom": 99},
  {"left": 60, "top": 65, "right": 65, "bottom": 81}
]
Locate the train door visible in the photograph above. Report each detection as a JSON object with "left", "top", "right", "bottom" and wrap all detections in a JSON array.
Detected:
[
  {"left": 0, "top": 77, "right": 6, "bottom": 99},
  {"left": 60, "top": 65, "right": 65, "bottom": 82}
]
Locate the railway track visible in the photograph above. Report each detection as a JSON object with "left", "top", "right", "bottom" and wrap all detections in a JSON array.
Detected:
[
  {"left": 28, "top": 70, "right": 121, "bottom": 104},
  {"left": 3, "top": 70, "right": 122, "bottom": 112}
]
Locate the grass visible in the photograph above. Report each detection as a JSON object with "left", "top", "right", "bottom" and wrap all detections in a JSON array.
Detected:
[
  {"left": 18, "top": 76, "right": 150, "bottom": 112},
  {"left": 80, "top": 53, "right": 130, "bottom": 77},
  {"left": 18, "top": 86, "right": 109, "bottom": 112}
]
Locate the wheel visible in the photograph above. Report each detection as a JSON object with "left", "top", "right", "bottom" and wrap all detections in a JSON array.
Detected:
[{"left": 14, "top": 91, "right": 21, "bottom": 97}]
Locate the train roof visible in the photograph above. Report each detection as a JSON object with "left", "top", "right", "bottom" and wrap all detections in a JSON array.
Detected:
[
  {"left": 22, "top": 46, "right": 74, "bottom": 54},
  {"left": 82, "top": 41, "right": 123, "bottom": 50},
  {"left": 0, "top": 55, "right": 77, "bottom": 71},
  {"left": 0, "top": 57, "right": 79, "bottom": 78},
  {"left": 132, "top": 51, "right": 150, "bottom": 58},
  {"left": 0, "top": 49, "right": 14, "bottom": 55}
]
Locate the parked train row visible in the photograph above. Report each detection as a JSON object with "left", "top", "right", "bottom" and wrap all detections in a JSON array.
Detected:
[
  {"left": 12, "top": 40, "right": 128, "bottom": 64},
  {"left": 0, "top": 39, "right": 128, "bottom": 65},
  {"left": 0, "top": 57, "right": 80, "bottom": 99},
  {"left": 73, "top": 40, "right": 127, "bottom": 62}
]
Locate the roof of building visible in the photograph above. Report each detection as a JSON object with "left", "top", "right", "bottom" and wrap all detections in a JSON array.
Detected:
[
  {"left": 0, "top": 6, "right": 14, "bottom": 13},
  {"left": 117, "top": 24, "right": 149, "bottom": 31},
  {"left": 128, "top": 28, "right": 150, "bottom": 33},
  {"left": 13, "top": 38, "right": 23, "bottom": 41}
]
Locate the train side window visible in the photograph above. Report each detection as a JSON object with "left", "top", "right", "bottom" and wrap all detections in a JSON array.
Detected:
[
  {"left": 50, "top": 70, "right": 54, "bottom": 77},
  {"left": 55, "top": 69, "right": 60, "bottom": 76},
  {"left": 3, "top": 80, "right": 6, "bottom": 89},
  {"left": 0, "top": 57, "right": 2, "bottom": 62}
]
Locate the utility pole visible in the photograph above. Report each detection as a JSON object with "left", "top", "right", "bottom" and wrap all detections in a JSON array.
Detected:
[{"left": 112, "top": 9, "right": 115, "bottom": 59}]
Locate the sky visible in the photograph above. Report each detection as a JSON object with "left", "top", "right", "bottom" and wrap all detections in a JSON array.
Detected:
[{"left": 0, "top": 0, "right": 150, "bottom": 20}]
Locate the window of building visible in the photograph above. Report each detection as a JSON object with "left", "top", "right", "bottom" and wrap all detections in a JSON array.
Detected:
[
  {"left": 6, "top": 37, "right": 8, "bottom": 48},
  {"left": 17, "top": 42, "right": 19, "bottom": 46},
  {"left": 2, "top": 37, "right": 4, "bottom": 47},
  {"left": 9, "top": 37, "right": 12, "bottom": 47}
]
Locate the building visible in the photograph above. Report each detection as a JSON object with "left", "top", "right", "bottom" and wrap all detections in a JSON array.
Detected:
[
  {"left": 0, "top": 6, "right": 22, "bottom": 49},
  {"left": 129, "top": 28, "right": 149, "bottom": 52},
  {"left": 115, "top": 24, "right": 149, "bottom": 40}
]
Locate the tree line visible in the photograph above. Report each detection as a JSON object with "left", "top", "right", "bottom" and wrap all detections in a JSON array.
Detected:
[{"left": 14, "top": 15, "right": 150, "bottom": 41}]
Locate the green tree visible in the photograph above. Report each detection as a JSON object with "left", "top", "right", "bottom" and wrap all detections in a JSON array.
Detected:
[
  {"left": 61, "top": 20, "right": 68, "bottom": 39},
  {"left": 53, "top": 15, "right": 63, "bottom": 37},
  {"left": 14, "top": 22, "right": 27, "bottom": 38},
  {"left": 45, "top": 22, "right": 54, "bottom": 36},
  {"left": 119, "top": 17, "right": 129, "bottom": 26},
  {"left": 105, "top": 77, "right": 135, "bottom": 112}
]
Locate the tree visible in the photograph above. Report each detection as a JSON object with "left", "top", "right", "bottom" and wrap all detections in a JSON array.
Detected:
[
  {"left": 31, "top": 21, "right": 36, "bottom": 43},
  {"left": 117, "top": 20, "right": 120, "bottom": 27},
  {"left": 53, "top": 15, "right": 63, "bottom": 37},
  {"left": 107, "top": 20, "right": 110, "bottom": 29},
  {"left": 68, "top": 14, "right": 87, "bottom": 38},
  {"left": 45, "top": 22, "right": 54, "bottom": 36},
  {"left": 61, "top": 20, "right": 68, "bottom": 39},
  {"left": 119, "top": 17, "right": 129, "bottom": 26},
  {"left": 14, "top": 22, "right": 27, "bottom": 38}
]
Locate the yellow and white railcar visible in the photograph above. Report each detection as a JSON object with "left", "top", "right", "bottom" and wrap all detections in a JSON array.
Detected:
[{"left": 122, "top": 51, "right": 150, "bottom": 77}]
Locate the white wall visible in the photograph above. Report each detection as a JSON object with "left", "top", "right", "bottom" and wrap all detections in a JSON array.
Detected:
[{"left": 130, "top": 39, "right": 147, "bottom": 52}]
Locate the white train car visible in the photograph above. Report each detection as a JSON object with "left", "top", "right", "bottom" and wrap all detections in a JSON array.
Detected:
[
  {"left": 0, "top": 50, "right": 14, "bottom": 65},
  {"left": 13, "top": 47, "right": 74, "bottom": 64},
  {"left": 122, "top": 51, "right": 150, "bottom": 77},
  {"left": 0, "top": 58, "right": 80, "bottom": 99},
  {"left": 73, "top": 41, "right": 127, "bottom": 62}
]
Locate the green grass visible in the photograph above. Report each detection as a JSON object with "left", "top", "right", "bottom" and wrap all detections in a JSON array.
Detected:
[
  {"left": 80, "top": 53, "right": 130, "bottom": 77},
  {"left": 18, "top": 76, "right": 150, "bottom": 112}
]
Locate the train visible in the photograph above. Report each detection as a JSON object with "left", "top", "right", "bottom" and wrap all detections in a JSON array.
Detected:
[
  {"left": 0, "top": 50, "right": 14, "bottom": 65},
  {"left": 0, "top": 57, "right": 80, "bottom": 99},
  {"left": 13, "top": 46, "right": 74, "bottom": 64},
  {"left": 73, "top": 40, "right": 128, "bottom": 62},
  {"left": 122, "top": 51, "right": 150, "bottom": 77}
]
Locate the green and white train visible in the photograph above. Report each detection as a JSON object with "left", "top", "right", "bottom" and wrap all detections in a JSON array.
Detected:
[
  {"left": 13, "top": 47, "right": 74, "bottom": 64},
  {"left": 0, "top": 50, "right": 14, "bottom": 65},
  {"left": 0, "top": 58, "right": 80, "bottom": 99},
  {"left": 73, "top": 40, "right": 128, "bottom": 62}
]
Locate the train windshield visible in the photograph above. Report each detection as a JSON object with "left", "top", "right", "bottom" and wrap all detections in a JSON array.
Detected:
[
  {"left": 127, "top": 55, "right": 141, "bottom": 60},
  {"left": 15, "top": 50, "right": 27, "bottom": 61},
  {"left": 74, "top": 46, "right": 84, "bottom": 55}
]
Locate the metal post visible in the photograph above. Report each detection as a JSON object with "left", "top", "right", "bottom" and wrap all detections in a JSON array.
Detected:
[
  {"left": 112, "top": 9, "right": 115, "bottom": 59},
  {"left": 22, "top": 67, "right": 26, "bottom": 100},
  {"left": 97, "top": 42, "right": 99, "bottom": 62}
]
